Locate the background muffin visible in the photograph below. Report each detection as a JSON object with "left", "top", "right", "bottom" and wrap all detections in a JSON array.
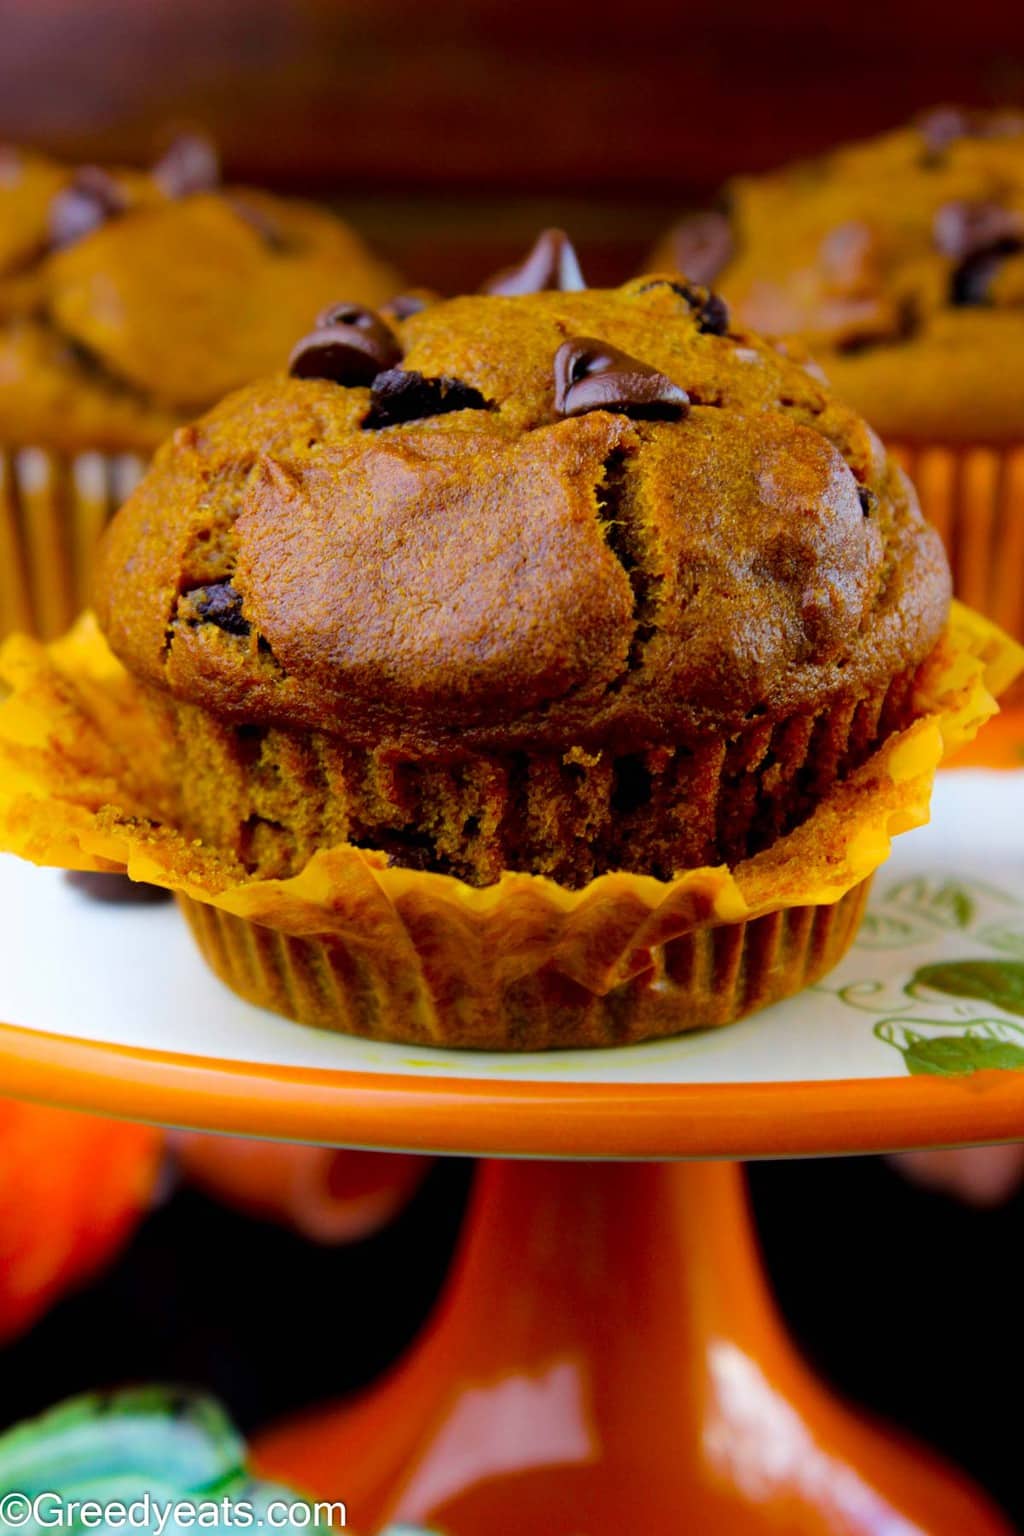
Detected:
[
  {"left": 0, "top": 136, "right": 400, "bottom": 639},
  {"left": 655, "top": 110, "right": 1024, "bottom": 642}
]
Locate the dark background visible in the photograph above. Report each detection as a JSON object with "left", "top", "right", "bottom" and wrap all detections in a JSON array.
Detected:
[
  {"left": 3, "top": 0, "right": 1024, "bottom": 290},
  {"left": 1, "top": 0, "right": 1022, "bottom": 1526},
  {"left": 0, "top": 1158, "right": 1021, "bottom": 1526}
]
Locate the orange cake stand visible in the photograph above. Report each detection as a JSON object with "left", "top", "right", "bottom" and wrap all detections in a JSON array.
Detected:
[{"left": 1, "top": 726, "right": 1023, "bottom": 1535}]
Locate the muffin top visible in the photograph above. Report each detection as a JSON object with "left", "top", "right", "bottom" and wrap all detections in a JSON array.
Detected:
[
  {"left": 0, "top": 138, "right": 399, "bottom": 454},
  {"left": 97, "top": 255, "right": 950, "bottom": 757},
  {"left": 655, "top": 110, "right": 1024, "bottom": 441}
]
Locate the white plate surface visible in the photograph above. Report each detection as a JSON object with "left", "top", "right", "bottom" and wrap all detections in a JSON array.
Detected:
[{"left": 1, "top": 771, "right": 1022, "bottom": 1089}]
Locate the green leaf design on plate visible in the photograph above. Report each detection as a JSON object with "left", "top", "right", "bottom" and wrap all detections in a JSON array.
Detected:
[
  {"left": 875, "top": 1017, "right": 1024, "bottom": 1076},
  {"left": 911, "top": 960, "right": 1024, "bottom": 1017},
  {"left": 886, "top": 877, "right": 976, "bottom": 931},
  {"left": 856, "top": 911, "right": 931, "bottom": 950},
  {"left": 902, "top": 1034, "right": 1024, "bottom": 1076},
  {"left": 977, "top": 922, "right": 1024, "bottom": 960}
]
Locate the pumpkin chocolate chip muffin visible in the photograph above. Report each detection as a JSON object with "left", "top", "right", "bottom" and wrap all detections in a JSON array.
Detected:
[
  {"left": 96, "top": 253, "right": 950, "bottom": 893},
  {"left": 0, "top": 135, "right": 399, "bottom": 639},
  {"left": 2, "top": 239, "right": 1014, "bottom": 1048},
  {"left": 654, "top": 110, "right": 1024, "bottom": 641}
]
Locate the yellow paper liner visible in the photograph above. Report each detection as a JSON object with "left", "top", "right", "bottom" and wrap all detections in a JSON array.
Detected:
[
  {"left": 0, "top": 446, "right": 145, "bottom": 644},
  {"left": 891, "top": 442, "right": 1024, "bottom": 701},
  {"left": 0, "top": 603, "right": 1020, "bottom": 1049}
]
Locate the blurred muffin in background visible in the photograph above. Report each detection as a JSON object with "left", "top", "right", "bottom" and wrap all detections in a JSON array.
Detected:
[
  {"left": 0, "top": 135, "right": 400, "bottom": 640},
  {"left": 654, "top": 109, "right": 1024, "bottom": 644}
]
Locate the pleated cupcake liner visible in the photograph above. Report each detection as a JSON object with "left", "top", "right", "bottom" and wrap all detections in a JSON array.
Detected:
[
  {"left": 177, "top": 877, "right": 872, "bottom": 1049},
  {"left": 0, "top": 603, "right": 1020, "bottom": 1049},
  {"left": 153, "top": 658, "right": 921, "bottom": 891},
  {"left": 0, "top": 445, "right": 144, "bottom": 642},
  {"left": 891, "top": 441, "right": 1024, "bottom": 700}
]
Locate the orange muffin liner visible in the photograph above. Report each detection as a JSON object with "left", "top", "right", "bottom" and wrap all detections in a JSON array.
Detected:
[
  {"left": 891, "top": 442, "right": 1024, "bottom": 700},
  {"left": 0, "top": 603, "right": 1019, "bottom": 1050},
  {"left": 0, "top": 446, "right": 144, "bottom": 643}
]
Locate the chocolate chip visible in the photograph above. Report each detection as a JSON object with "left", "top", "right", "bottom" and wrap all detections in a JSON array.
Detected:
[
  {"left": 696, "top": 289, "right": 730, "bottom": 336},
  {"left": 363, "top": 369, "right": 491, "bottom": 428},
  {"left": 316, "top": 301, "right": 392, "bottom": 331},
  {"left": 289, "top": 304, "right": 402, "bottom": 385},
  {"left": 553, "top": 338, "right": 689, "bottom": 422},
  {"left": 381, "top": 293, "right": 429, "bottom": 320},
  {"left": 188, "top": 581, "right": 250, "bottom": 636},
  {"left": 66, "top": 871, "right": 172, "bottom": 905},
  {"left": 918, "top": 106, "right": 969, "bottom": 160},
  {"left": 934, "top": 200, "right": 1024, "bottom": 260},
  {"left": 857, "top": 485, "right": 877, "bottom": 517},
  {"left": 481, "top": 228, "right": 586, "bottom": 296},
  {"left": 152, "top": 132, "right": 220, "bottom": 198},
  {"left": 635, "top": 277, "right": 730, "bottom": 335},
  {"left": 951, "top": 250, "right": 1011, "bottom": 307},
  {"left": 0, "top": 146, "right": 20, "bottom": 186},
  {"left": 919, "top": 106, "right": 1024, "bottom": 163},
  {"left": 664, "top": 211, "right": 734, "bottom": 286},
  {"left": 228, "top": 195, "right": 288, "bottom": 250},
  {"left": 934, "top": 201, "right": 1024, "bottom": 305},
  {"left": 49, "top": 167, "right": 127, "bottom": 248}
]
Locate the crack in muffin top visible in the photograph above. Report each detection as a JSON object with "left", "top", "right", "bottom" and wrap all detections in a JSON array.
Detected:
[
  {"left": 0, "top": 140, "right": 399, "bottom": 453},
  {"left": 654, "top": 110, "right": 1024, "bottom": 440},
  {"left": 96, "top": 275, "right": 951, "bottom": 755}
]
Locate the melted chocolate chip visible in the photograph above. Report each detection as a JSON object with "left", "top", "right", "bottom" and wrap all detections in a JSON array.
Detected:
[
  {"left": 857, "top": 485, "right": 877, "bottom": 517},
  {"left": 918, "top": 106, "right": 1024, "bottom": 164},
  {"left": 481, "top": 228, "right": 586, "bottom": 296},
  {"left": 934, "top": 200, "right": 1024, "bottom": 260},
  {"left": 695, "top": 289, "right": 730, "bottom": 336},
  {"left": 665, "top": 211, "right": 734, "bottom": 286},
  {"left": 289, "top": 304, "right": 402, "bottom": 384},
  {"left": 952, "top": 250, "right": 1012, "bottom": 306},
  {"left": 918, "top": 106, "right": 970, "bottom": 161},
  {"left": 553, "top": 338, "right": 689, "bottom": 422},
  {"left": 0, "top": 146, "right": 20, "bottom": 186},
  {"left": 188, "top": 581, "right": 250, "bottom": 636},
  {"left": 49, "top": 167, "right": 127, "bottom": 248},
  {"left": 635, "top": 277, "right": 730, "bottom": 336},
  {"left": 152, "top": 132, "right": 220, "bottom": 198},
  {"left": 381, "top": 293, "right": 429, "bottom": 320},
  {"left": 363, "top": 369, "right": 491, "bottom": 428},
  {"left": 66, "top": 870, "right": 173, "bottom": 904},
  {"left": 935, "top": 201, "right": 1024, "bottom": 305}
]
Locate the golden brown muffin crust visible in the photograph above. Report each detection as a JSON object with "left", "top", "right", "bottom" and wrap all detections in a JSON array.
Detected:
[
  {"left": 656, "top": 110, "right": 1024, "bottom": 441},
  {"left": 97, "top": 279, "right": 950, "bottom": 754},
  {"left": 0, "top": 146, "right": 399, "bottom": 453}
]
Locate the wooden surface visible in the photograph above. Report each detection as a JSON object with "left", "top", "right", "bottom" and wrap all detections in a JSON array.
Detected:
[{"left": 2, "top": 0, "right": 1024, "bottom": 288}]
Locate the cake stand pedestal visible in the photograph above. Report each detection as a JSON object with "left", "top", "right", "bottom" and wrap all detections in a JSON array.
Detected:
[
  {"left": 259, "top": 1158, "right": 1011, "bottom": 1534},
  {"left": 2, "top": 753, "right": 1023, "bottom": 1534}
]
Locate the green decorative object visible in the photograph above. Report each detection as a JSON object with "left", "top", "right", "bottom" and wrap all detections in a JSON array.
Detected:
[{"left": 0, "top": 1389, "right": 309, "bottom": 1535}]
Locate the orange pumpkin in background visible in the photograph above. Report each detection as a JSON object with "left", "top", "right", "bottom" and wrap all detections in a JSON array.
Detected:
[
  {"left": 0, "top": 1100, "right": 162, "bottom": 1343},
  {"left": 0, "top": 1099, "right": 431, "bottom": 1345}
]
